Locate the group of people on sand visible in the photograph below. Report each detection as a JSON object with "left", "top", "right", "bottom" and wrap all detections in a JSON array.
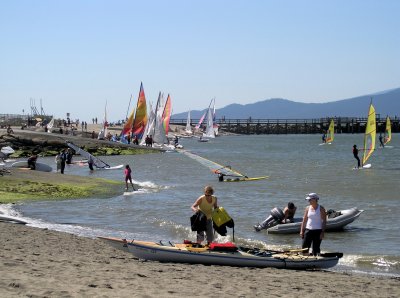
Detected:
[{"left": 190, "top": 185, "right": 326, "bottom": 256}]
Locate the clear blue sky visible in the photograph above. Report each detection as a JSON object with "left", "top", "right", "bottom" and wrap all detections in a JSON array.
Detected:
[{"left": 1, "top": 0, "right": 399, "bottom": 121}]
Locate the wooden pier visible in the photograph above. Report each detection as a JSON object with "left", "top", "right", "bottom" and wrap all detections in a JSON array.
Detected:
[{"left": 170, "top": 117, "right": 400, "bottom": 134}]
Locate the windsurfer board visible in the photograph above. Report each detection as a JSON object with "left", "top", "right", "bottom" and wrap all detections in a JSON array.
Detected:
[
  {"left": 224, "top": 176, "right": 269, "bottom": 182},
  {"left": 123, "top": 188, "right": 145, "bottom": 195},
  {"left": 103, "top": 164, "right": 124, "bottom": 170},
  {"left": 353, "top": 164, "right": 371, "bottom": 170},
  {"left": 11, "top": 161, "right": 52, "bottom": 172},
  {"left": 318, "top": 143, "right": 331, "bottom": 146}
]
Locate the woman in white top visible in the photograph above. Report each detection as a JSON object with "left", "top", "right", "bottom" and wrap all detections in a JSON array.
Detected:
[{"left": 300, "top": 193, "right": 326, "bottom": 256}]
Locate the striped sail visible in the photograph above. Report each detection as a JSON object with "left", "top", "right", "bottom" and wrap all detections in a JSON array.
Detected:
[
  {"left": 162, "top": 94, "right": 172, "bottom": 135},
  {"left": 362, "top": 103, "right": 376, "bottom": 165},
  {"left": 131, "top": 82, "right": 148, "bottom": 138},
  {"left": 384, "top": 116, "right": 392, "bottom": 145},
  {"left": 325, "top": 119, "right": 335, "bottom": 143}
]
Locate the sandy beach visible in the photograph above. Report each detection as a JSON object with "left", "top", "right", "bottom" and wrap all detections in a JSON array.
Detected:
[{"left": 0, "top": 222, "right": 398, "bottom": 297}]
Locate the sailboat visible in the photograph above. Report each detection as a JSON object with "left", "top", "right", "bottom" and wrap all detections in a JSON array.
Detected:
[
  {"left": 384, "top": 116, "right": 392, "bottom": 146},
  {"left": 180, "top": 150, "right": 269, "bottom": 182},
  {"left": 361, "top": 102, "right": 376, "bottom": 169},
  {"left": 184, "top": 110, "right": 193, "bottom": 135},
  {"left": 98, "top": 102, "right": 108, "bottom": 140},
  {"left": 66, "top": 141, "right": 123, "bottom": 170},
  {"left": 46, "top": 117, "right": 55, "bottom": 133},
  {"left": 121, "top": 83, "right": 147, "bottom": 140}
]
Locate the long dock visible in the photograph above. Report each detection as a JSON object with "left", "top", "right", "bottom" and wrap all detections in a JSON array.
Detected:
[{"left": 170, "top": 117, "right": 399, "bottom": 134}]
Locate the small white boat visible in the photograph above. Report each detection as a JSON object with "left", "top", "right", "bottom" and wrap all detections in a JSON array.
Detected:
[
  {"left": 124, "top": 240, "right": 342, "bottom": 270},
  {"left": 254, "top": 207, "right": 363, "bottom": 234}
]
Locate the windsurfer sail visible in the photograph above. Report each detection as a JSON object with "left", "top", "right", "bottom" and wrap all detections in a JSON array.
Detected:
[
  {"left": 185, "top": 110, "right": 193, "bottom": 134},
  {"left": 325, "top": 119, "right": 335, "bottom": 143},
  {"left": 362, "top": 101, "right": 376, "bottom": 166},
  {"left": 66, "top": 141, "right": 110, "bottom": 169},
  {"left": 384, "top": 116, "right": 391, "bottom": 145}
]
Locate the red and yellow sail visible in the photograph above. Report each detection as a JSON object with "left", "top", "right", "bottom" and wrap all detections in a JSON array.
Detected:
[
  {"left": 121, "top": 108, "right": 135, "bottom": 137},
  {"left": 362, "top": 103, "right": 376, "bottom": 165},
  {"left": 162, "top": 94, "right": 172, "bottom": 135},
  {"left": 131, "top": 82, "right": 148, "bottom": 138}
]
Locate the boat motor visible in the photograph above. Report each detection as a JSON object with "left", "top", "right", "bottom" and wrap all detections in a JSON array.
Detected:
[{"left": 254, "top": 207, "right": 284, "bottom": 231}]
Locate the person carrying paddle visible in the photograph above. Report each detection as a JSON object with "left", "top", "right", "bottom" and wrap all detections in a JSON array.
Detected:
[
  {"left": 353, "top": 144, "right": 361, "bottom": 168},
  {"left": 300, "top": 193, "right": 326, "bottom": 256},
  {"left": 191, "top": 185, "right": 218, "bottom": 245},
  {"left": 124, "top": 164, "right": 135, "bottom": 191}
]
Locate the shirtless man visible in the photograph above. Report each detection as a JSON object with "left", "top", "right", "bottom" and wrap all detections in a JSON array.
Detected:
[{"left": 282, "top": 202, "right": 297, "bottom": 223}]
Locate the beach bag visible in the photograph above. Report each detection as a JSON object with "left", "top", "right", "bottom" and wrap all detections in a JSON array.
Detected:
[
  {"left": 212, "top": 207, "right": 232, "bottom": 227},
  {"left": 212, "top": 206, "right": 235, "bottom": 240}
]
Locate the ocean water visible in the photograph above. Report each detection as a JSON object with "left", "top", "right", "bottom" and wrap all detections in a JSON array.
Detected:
[{"left": 2, "top": 134, "right": 399, "bottom": 276}]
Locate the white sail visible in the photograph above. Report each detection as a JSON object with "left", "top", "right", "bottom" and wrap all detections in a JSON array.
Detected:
[
  {"left": 202, "top": 107, "right": 215, "bottom": 138},
  {"left": 152, "top": 92, "right": 168, "bottom": 145},
  {"left": 140, "top": 102, "right": 155, "bottom": 146},
  {"left": 66, "top": 141, "right": 110, "bottom": 169},
  {"left": 98, "top": 102, "right": 108, "bottom": 140},
  {"left": 185, "top": 110, "right": 192, "bottom": 134},
  {"left": 47, "top": 118, "right": 55, "bottom": 133}
]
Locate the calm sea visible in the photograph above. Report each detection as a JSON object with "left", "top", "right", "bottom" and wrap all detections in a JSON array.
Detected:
[{"left": 2, "top": 134, "right": 399, "bottom": 276}]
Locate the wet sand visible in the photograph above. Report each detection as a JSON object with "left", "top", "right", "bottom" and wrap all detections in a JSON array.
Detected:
[{"left": 0, "top": 222, "right": 399, "bottom": 297}]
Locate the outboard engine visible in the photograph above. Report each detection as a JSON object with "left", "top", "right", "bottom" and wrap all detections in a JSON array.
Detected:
[{"left": 254, "top": 207, "right": 284, "bottom": 232}]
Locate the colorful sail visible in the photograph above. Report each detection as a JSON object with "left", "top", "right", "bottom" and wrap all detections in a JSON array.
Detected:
[
  {"left": 362, "top": 103, "right": 376, "bottom": 165},
  {"left": 131, "top": 82, "right": 148, "bottom": 138},
  {"left": 162, "top": 94, "right": 172, "bottom": 135},
  {"left": 195, "top": 111, "right": 206, "bottom": 130},
  {"left": 325, "top": 119, "right": 335, "bottom": 143},
  {"left": 121, "top": 107, "right": 135, "bottom": 137},
  {"left": 384, "top": 116, "right": 392, "bottom": 145}
]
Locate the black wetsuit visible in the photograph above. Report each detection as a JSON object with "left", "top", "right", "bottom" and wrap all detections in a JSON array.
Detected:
[{"left": 353, "top": 147, "right": 360, "bottom": 168}]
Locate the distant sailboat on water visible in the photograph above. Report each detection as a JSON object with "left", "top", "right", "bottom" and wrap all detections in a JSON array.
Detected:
[
  {"left": 384, "top": 116, "right": 392, "bottom": 146},
  {"left": 185, "top": 110, "right": 193, "bottom": 135}
]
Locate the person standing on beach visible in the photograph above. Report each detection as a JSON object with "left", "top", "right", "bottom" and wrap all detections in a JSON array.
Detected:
[
  {"left": 88, "top": 155, "right": 94, "bottom": 171},
  {"left": 124, "top": 165, "right": 135, "bottom": 191},
  {"left": 353, "top": 144, "right": 361, "bottom": 168},
  {"left": 60, "top": 149, "right": 67, "bottom": 174},
  {"left": 191, "top": 185, "right": 218, "bottom": 245},
  {"left": 55, "top": 152, "right": 61, "bottom": 172},
  {"left": 300, "top": 193, "right": 326, "bottom": 256}
]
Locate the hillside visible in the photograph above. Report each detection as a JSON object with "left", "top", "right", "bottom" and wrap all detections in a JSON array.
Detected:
[{"left": 173, "top": 87, "right": 400, "bottom": 119}]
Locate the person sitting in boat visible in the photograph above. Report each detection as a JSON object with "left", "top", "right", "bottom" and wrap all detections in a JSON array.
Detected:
[
  {"left": 27, "top": 154, "right": 38, "bottom": 170},
  {"left": 282, "top": 202, "right": 297, "bottom": 223},
  {"left": 191, "top": 185, "right": 218, "bottom": 245}
]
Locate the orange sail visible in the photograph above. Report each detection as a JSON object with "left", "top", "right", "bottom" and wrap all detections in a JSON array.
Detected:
[
  {"left": 131, "top": 82, "right": 148, "bottom": 138},
  {"left": 121, "top": 107, "right": 135, "bottom": 137},
  {"left": 162, "top": 94, "right": 172, "bottom": 135}
]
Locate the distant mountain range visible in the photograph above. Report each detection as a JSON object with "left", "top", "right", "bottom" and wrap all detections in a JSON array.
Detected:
[{"left": 172, "top": 87, "right": 400, "bottom": 119}]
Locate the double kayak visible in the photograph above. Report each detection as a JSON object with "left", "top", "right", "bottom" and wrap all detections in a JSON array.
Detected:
[{"left": 100, "top": 237, "right": 342, "bottom": 270}]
